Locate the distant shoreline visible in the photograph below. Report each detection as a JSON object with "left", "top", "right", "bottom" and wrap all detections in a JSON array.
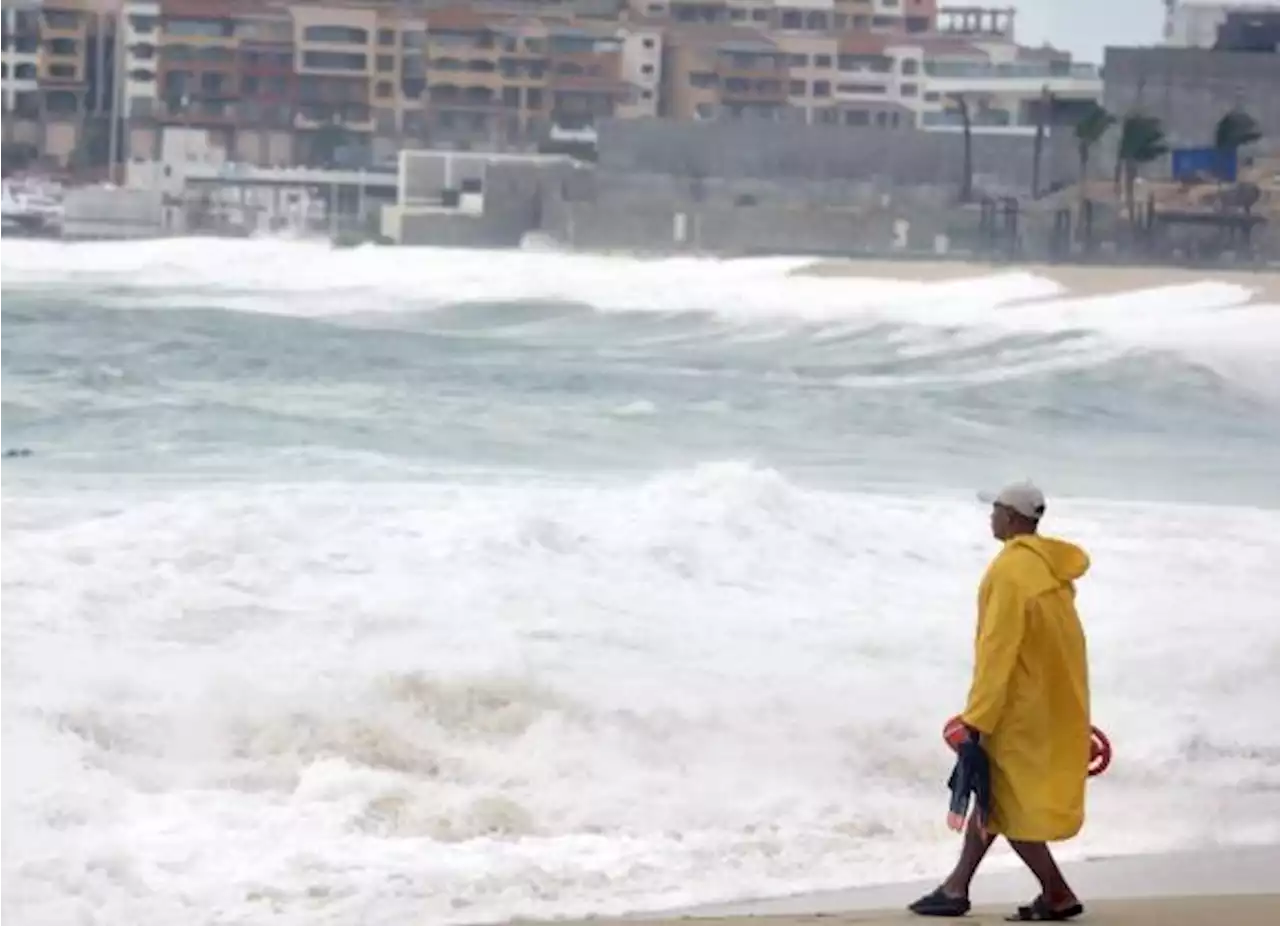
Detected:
[{"left": 793, "top": 257, "right": 1280, "bottom": 302}]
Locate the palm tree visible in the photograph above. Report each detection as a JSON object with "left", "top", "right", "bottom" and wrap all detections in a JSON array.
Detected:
[
  {"left": 1074, "top": 101, "right": 1116, "bottom": 195},
  {"left": 1214, "top": 107, "right": 1262, "bottom": 153},
  {"left": 1072, "top": 101, "right": 1115, "bottom": 248},
  {"left": 953, "top": 93, "right": 973, "bottom": 203},
  {"left": 1115, "top": 112, "right": 1168, "bottom": 228},
  {"left": 1030, "top": 85, "right": 1054, "bottom": 199},
  {"left": 1213, "top": 106, "right": 1262, "bottom": 182}
]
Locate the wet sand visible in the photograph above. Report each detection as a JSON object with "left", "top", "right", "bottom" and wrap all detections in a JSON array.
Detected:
[
  {"left": 499, "top": 845, "right": 1280, "bottom": 926},
  {"left": 528, "top": 895, "right": 1280, "bottom": 925},
  {"left": 793, "top": 258, "right": 1280, "bottom": 302}
]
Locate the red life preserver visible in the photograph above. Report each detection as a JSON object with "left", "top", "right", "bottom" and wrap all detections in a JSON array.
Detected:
[{"left": 942, "top": 714, "right": 1112, "bottom": 778}]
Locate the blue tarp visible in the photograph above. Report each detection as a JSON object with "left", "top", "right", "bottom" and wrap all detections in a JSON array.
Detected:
[{"left": 1171, "top": 146, "right": 1238, "bottom": 182}]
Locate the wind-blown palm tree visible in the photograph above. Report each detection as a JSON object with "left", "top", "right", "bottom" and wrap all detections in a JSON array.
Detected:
[
  {"left": 1074, "top": 101, "right": 1116, "bottom": 193},
  {"left": 1072, "top": 101, "right": 1115, "bottom": 247},
  {"left": 1030, "top": 85, "right": 1054, "bottom": 199},
  {"left": 1214, "top": 107, "right": 1262, "bottom": 155},
  {"left": 1115, "top": 111, "right": 1169, "bottom": 228},
  {"left": 953, "top": 93, "right": 973, "bottom": 203},
  {"left": 1212, "top": 106, "right": 1262, "bottom": 185}
]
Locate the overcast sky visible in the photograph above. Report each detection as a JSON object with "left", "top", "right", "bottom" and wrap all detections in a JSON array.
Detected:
[{"left": 1008, "top": 0, "right": 1165, "bottom": 63}]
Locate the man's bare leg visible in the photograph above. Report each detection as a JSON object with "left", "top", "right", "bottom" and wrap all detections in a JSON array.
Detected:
[
  {"left": 940, "top": 814, "right": 995, "bottom": 898},
  {"left": 1007, "top": 839, "right": 1080, "bottom": 911}
]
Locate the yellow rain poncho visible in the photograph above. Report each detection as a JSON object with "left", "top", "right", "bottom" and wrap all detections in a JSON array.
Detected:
[{"left": 961, "top": 534, "right": 1092, "bottom": 843}]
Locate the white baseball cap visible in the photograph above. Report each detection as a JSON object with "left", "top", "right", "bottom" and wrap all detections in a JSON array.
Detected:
[{"left": 978, "top": 480, "right": 1046, "bottom": 520}]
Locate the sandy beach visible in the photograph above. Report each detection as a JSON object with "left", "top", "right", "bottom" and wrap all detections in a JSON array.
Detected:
[
  {"left": 541, "top": 895, "right": 1280, "bottom": 925},
  {"left": 793, "top": 258, "right": 1280, "bottom": 302},
  {"left": 503, "top": 845, "right": 1280, "bottom": 926}
]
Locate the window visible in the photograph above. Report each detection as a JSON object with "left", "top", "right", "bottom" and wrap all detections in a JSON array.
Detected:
[
  {"left": 901, "top": 59, "right": 919, "bottom": 75},
  {"left": 642, "top": 37, "right": 655, "bottom": 49},
  {"left": 789, "top": 80, "right": 805, "bottom": 95},
  {"left": 302, "top": 51, "right": 367, "bottom": 71},
  {"left": 43, "top": 10, "right": 79, "bottom": 29},
  {"left": 48, "top": 37, "right": 78, "bottom": 56},
  {"left": 378, "top": 29, "right": 395, "bottom": 46},
  {"left": 131, "top": 43, "right": 156, "bottom": 60},
  {"left": 242, "top": 75, "right": 260, "bottom": 94},
  {"left": 49, "top": 64, "right": 76, "bottom": 79},
  {"left": 129, "top": 15, "right": 157, "bottom": 33},
  {"left": 900, "top": 83, "right": 918, "bottom": 97},
  {"left": 641, "top": 63, "right": 654, "bottom": 75},
  {"left": 377, "top": 54, "right": 394, "bottom": 72},
  {"left": 167, "top": 19, "right": 229, "bottom": 38},
  {"left": 375, "top": 80, "right": 392, "bottom": 98},
  {"left": 303, "top": 26, "right": 368, "bottom": 44},
  {"left": 781, "top": 11, "right": 801, "bottom": 29},
  {"left": 814, "top": 54, "right": 832, "bottom": 68},
  {"left": 789, "top": 54, "right": 807, "bottom": 67},
  {"left": 689, "top": 71, "right": 717, "bottom": 89},
  {"left": 812, "top": 80, "right": 830, "bottom": 97}
]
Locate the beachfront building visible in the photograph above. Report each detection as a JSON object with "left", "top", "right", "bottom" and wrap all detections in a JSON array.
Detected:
[
  {"left": 417, "top": 6, "right": 661, "bottom": 150},
  {"left": 2, "top": 0, "right": 119, "bottom": 170},
  {"left": 112, "top": 0, "right": 662, "bottom": 166},
  {"left": 1162, "top": 0, "right": 1280, "bottom": 48},
  {"left": 4, "top": 0, "right": 1100, "bottom": 174},
  {"left": 660, "top": 4, "right": 1101, "bottom": 133}
]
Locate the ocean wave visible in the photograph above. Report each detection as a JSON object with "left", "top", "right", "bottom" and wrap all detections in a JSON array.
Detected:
[{"left": 4, "top": 465, "right": 1279, "bottom": 924}]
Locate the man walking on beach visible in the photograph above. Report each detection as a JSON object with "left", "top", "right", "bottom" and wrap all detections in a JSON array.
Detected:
[{"left": 910, "top": 481, "right": 1092, "bottom": 922}]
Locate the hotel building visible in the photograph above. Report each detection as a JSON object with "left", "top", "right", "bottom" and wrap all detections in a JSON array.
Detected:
[{"left": 1, "top": 0, "right": 1101, "bottom": 172}]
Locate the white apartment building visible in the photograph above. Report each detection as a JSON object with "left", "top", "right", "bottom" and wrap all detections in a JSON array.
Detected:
[
  {"left": 1163, "top": 0, "right": 1280, "bottom": 47},
  {"left": 1, "top": 0, "right": 41, "bottom": 119},
  {"left": 617, "top": 24, "right": 664, "bottom": 119},
  {"left": 739, "top": 3, "right": 1102, "bottom": 132},
  {"left": 798, "top": 35, "right": 1101, "bottom": 133}
]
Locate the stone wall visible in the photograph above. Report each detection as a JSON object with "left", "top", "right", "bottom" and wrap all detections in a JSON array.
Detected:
[
  {"left": 1102, "top": 47, "right": 1280, "bottom": 155},
  {"left": 594, "top": 118, "right": 1076, "bottom": 196},
  {"left": 396, "top": 157, "right": 584, "bottom": 247},
  {"left": 61, "top": 187, "right": 165, "bottom": 240},
  {"left": 536, "top": 171, "right": 1014, "bottom": 256}
]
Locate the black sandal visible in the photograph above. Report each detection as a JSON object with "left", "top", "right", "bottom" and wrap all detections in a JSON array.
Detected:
[
  {"left": 1006, "top": 896, "right": 1085, "bottom": 921},
  {"left": 908, "top": 886, "right": 972, "bottom": 917}
]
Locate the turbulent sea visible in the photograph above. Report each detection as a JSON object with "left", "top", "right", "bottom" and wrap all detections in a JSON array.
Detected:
[{"left": 3, "top": 239, "right": 1280, "bottom": 926}]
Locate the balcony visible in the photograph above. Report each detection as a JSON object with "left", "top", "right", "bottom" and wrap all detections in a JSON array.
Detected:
[
  {"left": 923, "top": 60, "right": 1101, "bottom": 97},
  {"left": 240, "top": 48, "right": 295, "bottom": 76},
  {"left": 154, "top": 98, "right": 243, "bottom": 125},
  {"left": 721, "top": 77, "right": 787, "bottom": 100},
  {"left": 920, "top": 108, "right": 1040, "bottom": 135},
  {"left": 295, "top": 103, "right": 373, "bottom": 132},
  {"left": 40, "top": 10, "right": 84, "bottom": 36}
]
